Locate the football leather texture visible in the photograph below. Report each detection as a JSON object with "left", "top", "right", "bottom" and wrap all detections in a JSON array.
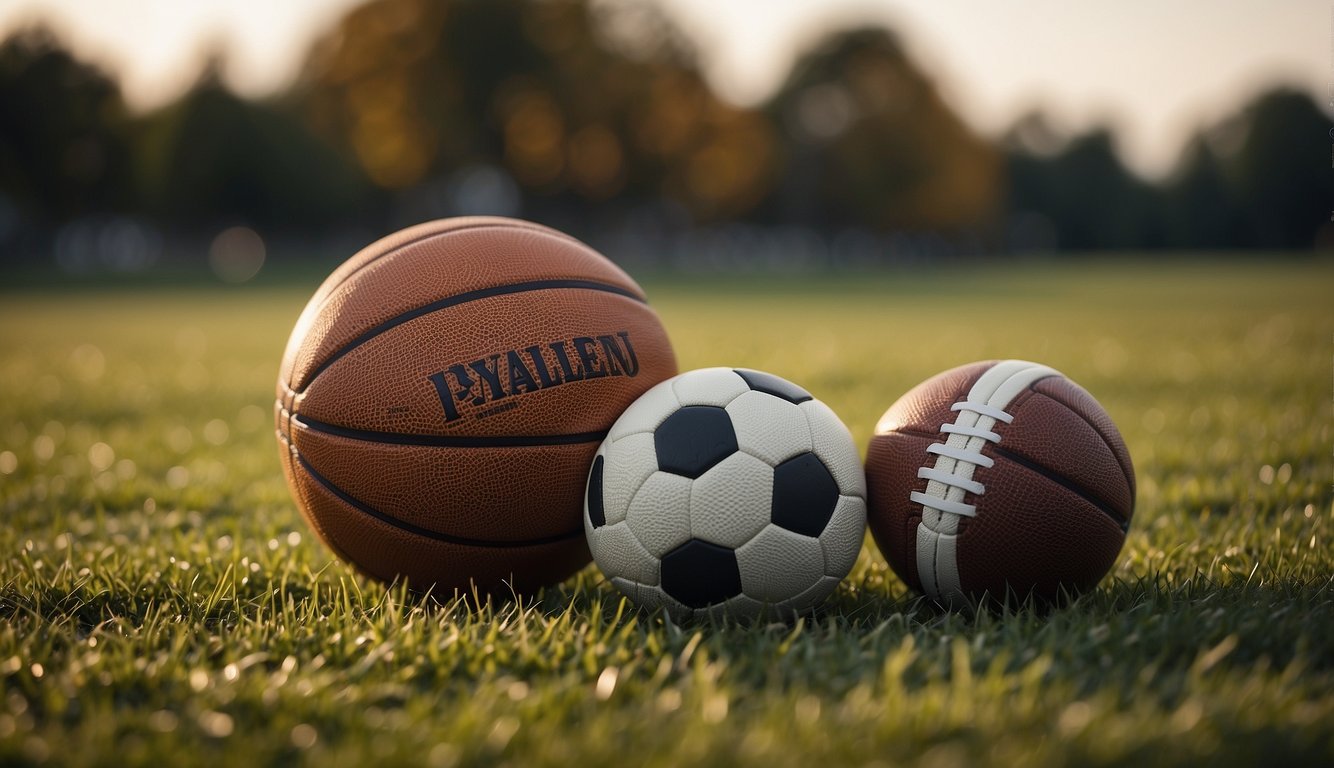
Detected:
[
  {"left": 865, "top": 360, "right": 1135, "bottom": 606},
  {"left": 584, "top": 367, "right": 867, "bottom": 620},
  {"left": 275, "top": 217, "right": 677, "bottom": 596}
]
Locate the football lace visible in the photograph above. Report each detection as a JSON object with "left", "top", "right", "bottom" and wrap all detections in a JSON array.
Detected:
[{"left": 908, "top": 400, "right": 1014, "bottom": 518}]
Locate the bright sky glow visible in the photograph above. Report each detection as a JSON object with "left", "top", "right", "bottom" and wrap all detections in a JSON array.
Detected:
[{"left": 0, "top": 0, "right": 1323, "bottom": 176}]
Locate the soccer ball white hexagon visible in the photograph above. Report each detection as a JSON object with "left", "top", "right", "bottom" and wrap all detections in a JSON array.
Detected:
[{"left": 583, "top": 367, "right": 867, "bottom": 620}]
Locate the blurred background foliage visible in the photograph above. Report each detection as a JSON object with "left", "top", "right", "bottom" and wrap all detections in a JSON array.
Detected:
[{"left": 0, "top": 0, "right": 1330, "bottom": 275}]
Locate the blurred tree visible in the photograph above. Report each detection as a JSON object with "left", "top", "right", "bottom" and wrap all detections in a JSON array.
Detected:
[
  {"left": 0, "top": 25, "right": 132, "bottom": 223},
  {"left": 999, "top": 111, "right": 1064, "bottom": 252},
  {"left": 2, "top": 9, "right": 1327, "bottom": 257},
  {"left": 1162, "top": 137, "right": 1239, "bottom": 249},
  {"left": 1007, "top": 89, "right": 1333, "bottom": 253},
  {"left": 1041, "top": 129, "right": 1160, "bottom": 251},
  {"left": 295, "top": 0, "right": 776, "bottom": 223},
  {"left": 764, "top": 28, "right": 1001, "bottom": 233},
  {"left": 133, "top": 58, "right": 370, "bottom": 231},
  {"left": 1218, "top": 89, "right": 1331, "bottom": 249},
  {"left": 1003, "top": 119, "right": 1160, "bottom": 251}
]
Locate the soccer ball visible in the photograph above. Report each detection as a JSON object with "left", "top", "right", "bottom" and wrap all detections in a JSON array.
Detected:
[{"left": 583, "top": 367, "right": 867, "bottom": 620}]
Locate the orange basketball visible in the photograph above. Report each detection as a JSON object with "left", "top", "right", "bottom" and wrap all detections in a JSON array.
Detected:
[{"left": 274, "top": 217, "right": 677, "bottom": 595}]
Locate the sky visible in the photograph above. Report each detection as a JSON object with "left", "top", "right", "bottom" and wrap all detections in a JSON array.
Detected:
[{"left": 0, "top": 0, "right": 1323, "bottom": 177}]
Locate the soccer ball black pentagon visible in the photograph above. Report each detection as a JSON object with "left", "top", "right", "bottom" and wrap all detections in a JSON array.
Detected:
[{"left": 583, "top": 367, "right": 867, "bottom": 620}]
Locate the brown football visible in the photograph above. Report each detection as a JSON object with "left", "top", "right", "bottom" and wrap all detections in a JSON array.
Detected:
[
  {"left": 865, "top": 360, "right": 1134, "bottom": 606},
  {"left": 275, "top": 217, "right": 677, "bottom": 596}
]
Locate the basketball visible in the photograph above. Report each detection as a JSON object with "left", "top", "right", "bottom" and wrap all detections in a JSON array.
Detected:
[
  {"left": 274, "top": 217, "right": 677, "bottom": 595},
  {"left": 865, "top": 360, "right": 1135, "bottom": 606}
]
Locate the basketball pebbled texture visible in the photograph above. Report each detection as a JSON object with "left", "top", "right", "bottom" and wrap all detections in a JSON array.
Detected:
[
  {"left": 275, "top": 217, "right": 677, "bottom": 595},
  {"left": 865, "top": 360, "right": 1135, "bottom": 606}
]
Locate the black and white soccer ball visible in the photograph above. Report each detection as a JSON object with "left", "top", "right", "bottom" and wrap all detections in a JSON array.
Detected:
[{"left": 583, "top": 367, "right": 867, "bottom": 620}]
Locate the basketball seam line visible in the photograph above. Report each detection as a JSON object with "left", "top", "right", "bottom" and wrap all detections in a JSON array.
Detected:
[
  {"left": 297, "top": 278, "right": 648, "bottom": 392},
  {"left": 881, "top": 427, "right": 1131, "bottom": 532},
  {"left": 302, "top": 221, "right": 589, "bottom": 328},
  {"left": 291, "top": 413, "right": 609, "bottom": 447},
  {"left": 276, "top": 429, "right": 362, "bottom": 567},
  {"left": 285, "top": 222, "right": 554, "bottom": 399},
  {"left": 294, "top": 452, "right": 586, "bottom": 547}
]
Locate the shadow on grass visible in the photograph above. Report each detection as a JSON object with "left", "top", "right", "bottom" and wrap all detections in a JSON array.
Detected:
[
  {"left": 4, "top": 565, "right": 1329, "bottom": 700},
  {"left": 527, "top": 570, "right": 1334, "bottom": 694}
]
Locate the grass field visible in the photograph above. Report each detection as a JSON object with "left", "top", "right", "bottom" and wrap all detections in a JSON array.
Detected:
[{"left": 1, "top": 260, "right": 1332, "bottom": 766}]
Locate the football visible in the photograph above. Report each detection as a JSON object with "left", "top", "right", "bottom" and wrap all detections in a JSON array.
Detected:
[
  {"left": 583, "top": 367, "right": 867, "bottom": 620},
  {"left": 865, "top": 360, "right": 1135, "bottom": 606}
]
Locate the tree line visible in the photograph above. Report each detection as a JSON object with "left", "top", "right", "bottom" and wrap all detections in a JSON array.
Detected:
[{"left": 0, "top": 0, "right": 1329, "bottom": 265}]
